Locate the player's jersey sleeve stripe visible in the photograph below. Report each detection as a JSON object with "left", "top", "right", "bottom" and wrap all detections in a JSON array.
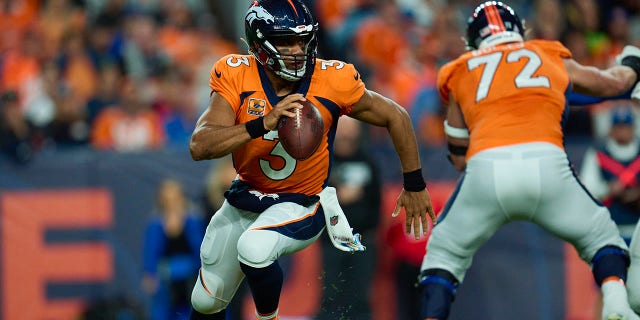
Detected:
[
  {"left": 240, "top": 91, "right": 255, "bottom": 107},
  {"left": 315, "top": 96, "right": 342, "bottom": 124}
]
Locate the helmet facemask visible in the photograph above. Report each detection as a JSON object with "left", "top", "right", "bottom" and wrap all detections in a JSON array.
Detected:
[
  {"left": 244, "top": 0, "right": 318, "bottom": 82},
  {"left": 255, "top": 30, "right": 317, "bottom": 81}
]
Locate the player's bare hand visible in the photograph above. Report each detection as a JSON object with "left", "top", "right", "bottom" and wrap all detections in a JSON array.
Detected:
[
  {"left": 263, "top": 93, "right": 306, "bottom": 130},
  {"left": 392, "top": 188, "right": 436, "bottom": 239}
]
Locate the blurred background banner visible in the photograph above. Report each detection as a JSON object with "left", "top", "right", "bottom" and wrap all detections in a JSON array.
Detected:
[
  {"left": 0, "top": 143, "right": 597, "bottom": 320},
  {"left": 0, "top": 148, "right": 211, "bottom": 320}
]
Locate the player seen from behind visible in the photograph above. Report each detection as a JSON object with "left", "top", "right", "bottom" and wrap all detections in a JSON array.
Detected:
[{"left": 418, "top": 1, "right": 640, "bottom": 320}]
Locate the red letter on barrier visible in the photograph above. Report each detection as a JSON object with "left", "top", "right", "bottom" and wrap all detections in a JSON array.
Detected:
[{"left": 1, "top": 189, "right": 113, "bottom": 320}]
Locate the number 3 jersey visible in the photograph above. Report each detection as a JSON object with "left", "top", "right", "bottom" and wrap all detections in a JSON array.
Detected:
[
  {"left": 437, "top": 40, "right": 572, "bottom": 159},
  {"left": 210, "top": 54, "right": 365, "bottom": 196}
]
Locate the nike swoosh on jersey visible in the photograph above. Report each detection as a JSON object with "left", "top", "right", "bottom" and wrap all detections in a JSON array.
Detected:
[{"left": 215, "top": 69, "right": 222, "bottom": 78}]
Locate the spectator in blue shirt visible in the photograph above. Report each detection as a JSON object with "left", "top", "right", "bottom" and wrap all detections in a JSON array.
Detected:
[{"left": 142, "top": 178, "right": 205, "bottom": 320}]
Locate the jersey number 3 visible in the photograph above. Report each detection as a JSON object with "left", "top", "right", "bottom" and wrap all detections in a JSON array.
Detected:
[
  {"left": 468, "top": 48, "right": 551, "bottom": 102},
  {"left": 259, "top": 130, "right": 297, "bottom": 181}
]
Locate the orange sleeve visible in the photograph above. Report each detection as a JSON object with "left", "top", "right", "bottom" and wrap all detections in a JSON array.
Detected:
[
  {"left": 319, "top": 61, "right": 365, "bottom": 115},
  {"left": 529, "top": 40, "right": 572, "bottom": 59},
  {"left": 437, "top": 60, "right": 458, "bottom": 105},
  {"left": 209, "top": 54, "right": 242, "bottom": 108}
]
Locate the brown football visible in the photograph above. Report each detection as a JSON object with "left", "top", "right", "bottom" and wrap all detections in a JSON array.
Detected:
[{"left": 277, "top": 99, "right": 324, "bottom": 160}]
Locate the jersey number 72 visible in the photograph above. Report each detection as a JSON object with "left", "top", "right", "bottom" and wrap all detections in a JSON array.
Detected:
[{"left": 467, "top": 48, "right": 551, "bottom": 102}]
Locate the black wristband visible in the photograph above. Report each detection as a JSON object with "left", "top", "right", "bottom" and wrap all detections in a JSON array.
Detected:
[
  {"left": 622, "top": 56, "right": 640, "bottom": 84},
  {"left": 403, "top": 168, "right": 426, "bottom": 192},
  {"left": 245, "top": 117, "right": 269, "bottom": 139}
]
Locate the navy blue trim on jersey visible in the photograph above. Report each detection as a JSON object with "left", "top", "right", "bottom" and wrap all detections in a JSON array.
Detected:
[
  {"left": 239, "top": 91, "right": 256, "bottom": 106},
  {"left": 224, "top": 180, "right": 320, "bottom": 213},
  {"left": 261, "top": 204, "right": 326, "bottom": 240},
  {"left": 257, "top": 64, "right": 280, "bottom": 106},
  {"left": 315, "top": 96, "right": 342, "bottom": 188},
  {"left": 295, "top": 71, "right": 312, "bottom": 96},
  {"left": 314, "top": 97, "right": 342, "bottom": 124},
  {"left": 257, "top": 63, "right": 313, "bottom": 108}
]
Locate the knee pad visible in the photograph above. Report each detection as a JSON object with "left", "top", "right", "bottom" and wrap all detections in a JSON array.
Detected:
[
  {"left": 237, "top": 229, "right": 279, "bottom": 268},
  {"left": 592, "top": 245, "right": 630, "bottom": 286},
  {"left": 419, "top": 268, "right": 460, "bottom": 319},
  {"left": 191, "top": 273, "right": 229, "bottom": 314}
]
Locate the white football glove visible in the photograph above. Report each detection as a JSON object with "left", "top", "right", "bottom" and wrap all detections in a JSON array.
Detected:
[
  {"left": 615, "top": 45, "right": 640, "bottom": 65},
  {"left": 319, "top": 186, "right": 366, "bottom": 253}
]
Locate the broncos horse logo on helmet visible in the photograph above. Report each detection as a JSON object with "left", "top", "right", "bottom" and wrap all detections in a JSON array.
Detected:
[
  {"left": 244, "top": 0, "right": 319, "bottom": 82},
  {"left": 466, "top": 1, "right": 524, "bottom": 50},
  {"left": 246, "top": 5, "right": 275, "bottom": 25}
]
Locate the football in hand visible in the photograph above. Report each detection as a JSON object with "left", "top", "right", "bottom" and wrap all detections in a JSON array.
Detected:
[{"left": 277, "top": 99, "right": 324, "bottom": 160}]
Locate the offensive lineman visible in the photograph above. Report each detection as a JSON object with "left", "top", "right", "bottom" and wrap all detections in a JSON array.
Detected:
[{"left": 418, "top": 2, "right": 640, "bottom": 319}]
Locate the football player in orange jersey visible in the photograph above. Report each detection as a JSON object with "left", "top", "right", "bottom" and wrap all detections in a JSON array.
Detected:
[
  {"left": 418, "top": 2, "right": 640, "bottom": 320},
  {"left": 187, "top": 1, "right": 436, "bottom": 319}
]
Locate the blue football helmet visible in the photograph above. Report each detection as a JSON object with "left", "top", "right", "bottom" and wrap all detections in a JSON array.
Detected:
[
  {"left": 466, "top": 1, "right": 524, "bottom": 50},
  {"left": 244, "top": 0, "right": 318, "bottom": 81}
]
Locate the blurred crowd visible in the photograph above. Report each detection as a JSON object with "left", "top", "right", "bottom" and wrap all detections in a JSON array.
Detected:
[
  {"left": 312, "top": 0, "right": 640, "bottom": 147},
  {"left": 1, "top": 0, "right": 640, "bottom": 164},
  {"left": 0, "top": 0, "right": 237, "bottom": 163}
]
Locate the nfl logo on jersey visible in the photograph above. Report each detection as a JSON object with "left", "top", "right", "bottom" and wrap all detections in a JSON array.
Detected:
[
  {"left": 248, "top": 98, "right": 266, "bottom": 116},
  {"left": 329, "top": 215, "right": 339, "bottom": 226}
]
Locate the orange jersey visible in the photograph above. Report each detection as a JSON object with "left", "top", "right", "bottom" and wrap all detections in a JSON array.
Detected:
[
  {"left": 210, "top": 54, "right": 365, "bottom": 195},
  {"left": 437, "top": 40, "right": 573, "bottom": 159}
]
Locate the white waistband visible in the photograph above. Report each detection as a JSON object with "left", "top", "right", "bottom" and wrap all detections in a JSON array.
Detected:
[{"left": 472, "top": 142, "right": 565, "bottom": 160}]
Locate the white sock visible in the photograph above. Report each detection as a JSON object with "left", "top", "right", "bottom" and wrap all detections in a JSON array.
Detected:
[
  {"left": 602, "top": 278, "right": 627, "bottom": 303},
  {"left": 601, "top": 278, "right": 633, "bottom": 320}
]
